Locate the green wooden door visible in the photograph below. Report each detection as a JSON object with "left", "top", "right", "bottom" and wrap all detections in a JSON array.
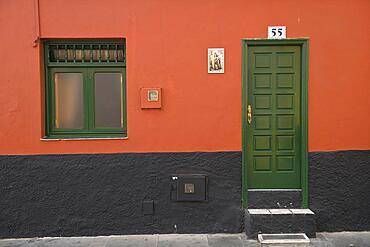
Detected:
[{"left": 247, "top": 45, "right": 301, "bottom": 189}]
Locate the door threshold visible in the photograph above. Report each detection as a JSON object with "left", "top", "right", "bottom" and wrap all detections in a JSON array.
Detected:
[{"left": 248, "top": 189, "right": 302, "bottom": 192}]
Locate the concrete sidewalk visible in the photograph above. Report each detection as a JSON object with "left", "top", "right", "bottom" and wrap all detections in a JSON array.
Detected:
[{"left": 0, "top": 232, "right": 369, "bottom": 247}]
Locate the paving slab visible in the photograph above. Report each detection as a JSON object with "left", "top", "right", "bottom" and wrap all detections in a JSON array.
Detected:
[
  {"left": 0, "top": 239, "right": 29, "bottom": 247},
  {"left": 308, "top": 239, "right": 334, "bottom": 247},
  {"left": 320, "top": 232, "right": 370, "bottom": 247},
  {"left": 158, "top": 234, "right": 208, "bottom": 247},
  {"left": 0, "top": 232, "right": 369, "bottom": 247},
  {"left": 106, "top": 235, "right": 157, "bottom": 247},
  {"left": 27, "top": 237, "right": 109, "bottom": 247},
  {"left": 242, "top": 240, "right": 260, "bottom": 247},
  {"left": 207, "top": 234, "right": 243, "bottom": 247}
]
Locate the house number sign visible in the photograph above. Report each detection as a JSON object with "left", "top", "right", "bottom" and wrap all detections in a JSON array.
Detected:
[{"left": 268, "top": 26, "right": 286, "bottom": 39}]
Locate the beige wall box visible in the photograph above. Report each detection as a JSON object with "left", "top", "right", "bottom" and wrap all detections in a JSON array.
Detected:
[{"left": 140, "top": 88, "right": 162, "bottom": 109}]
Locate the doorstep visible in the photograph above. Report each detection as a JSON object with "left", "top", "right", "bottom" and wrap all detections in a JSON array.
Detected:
[{"left": 244, "top": 208, "right": 316, "bottom": 239}]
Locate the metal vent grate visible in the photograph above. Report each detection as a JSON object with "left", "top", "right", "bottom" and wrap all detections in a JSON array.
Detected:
[{"left": 48, "top": 43, "right": 125, "bottom": 63}]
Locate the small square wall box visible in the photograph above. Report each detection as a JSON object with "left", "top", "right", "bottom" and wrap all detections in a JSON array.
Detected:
[
  {"left": 175, "top": 174, "right": 208, "bottom": 202},
  {"left": 140, "top": 88, "right": 162, "bottom": 109}
]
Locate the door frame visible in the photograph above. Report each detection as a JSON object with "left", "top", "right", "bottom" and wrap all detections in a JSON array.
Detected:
[{"left": 242, "top": 39, "right": 309, "bottom": 208}]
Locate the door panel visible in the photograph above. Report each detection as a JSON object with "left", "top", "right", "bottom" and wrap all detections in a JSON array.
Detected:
[{"left": 247, "top": 46, "right": 301, "bottom": 189}]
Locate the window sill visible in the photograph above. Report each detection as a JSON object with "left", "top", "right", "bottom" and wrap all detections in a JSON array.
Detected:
[{"left": 40, "top": 137, "right": 128, "bottom": 141}]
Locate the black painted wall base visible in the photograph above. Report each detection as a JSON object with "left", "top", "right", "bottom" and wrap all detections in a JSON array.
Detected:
[
  {"left": 309, "top": 150, "right": 370, "bottom": 232},
  {"left": 0, "top": 152, "right": 243, "bottom": 238},
  {"left": 0, "top": 150, "right": 369, "bottom": 238}
]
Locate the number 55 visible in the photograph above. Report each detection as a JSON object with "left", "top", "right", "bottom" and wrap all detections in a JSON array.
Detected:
[
  {"left": 277, "top": 28, "right": 283, "bottom": 37},
  {"left": 271, "top": 28, "right": 277, "bottom": 37}
]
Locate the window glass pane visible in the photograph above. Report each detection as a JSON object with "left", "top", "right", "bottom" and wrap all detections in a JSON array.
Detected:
[
  {"left": 54, "top": 73, "right": 84, "bottom": 129},
  {"left": 94, "top": 73, "right": 123, "bottom": 128}
]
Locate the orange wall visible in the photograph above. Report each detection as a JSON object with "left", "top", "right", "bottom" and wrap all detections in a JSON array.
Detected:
[{"left": 0, "top": 0, "right": 369, "bottom": 155}]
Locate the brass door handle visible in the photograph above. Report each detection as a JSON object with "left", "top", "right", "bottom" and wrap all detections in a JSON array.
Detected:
[{"left": 247, "top": 105, "right": 252, "bottom": 124}]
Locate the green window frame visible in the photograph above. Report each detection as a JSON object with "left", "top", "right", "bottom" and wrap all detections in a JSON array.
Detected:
[{"left": 44, "top": 39, "right": 127, "bottom": 139}]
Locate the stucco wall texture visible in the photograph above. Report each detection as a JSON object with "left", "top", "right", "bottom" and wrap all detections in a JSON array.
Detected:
[{"left": 0, "top": 0, "right": 369, "bottom": 155}]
